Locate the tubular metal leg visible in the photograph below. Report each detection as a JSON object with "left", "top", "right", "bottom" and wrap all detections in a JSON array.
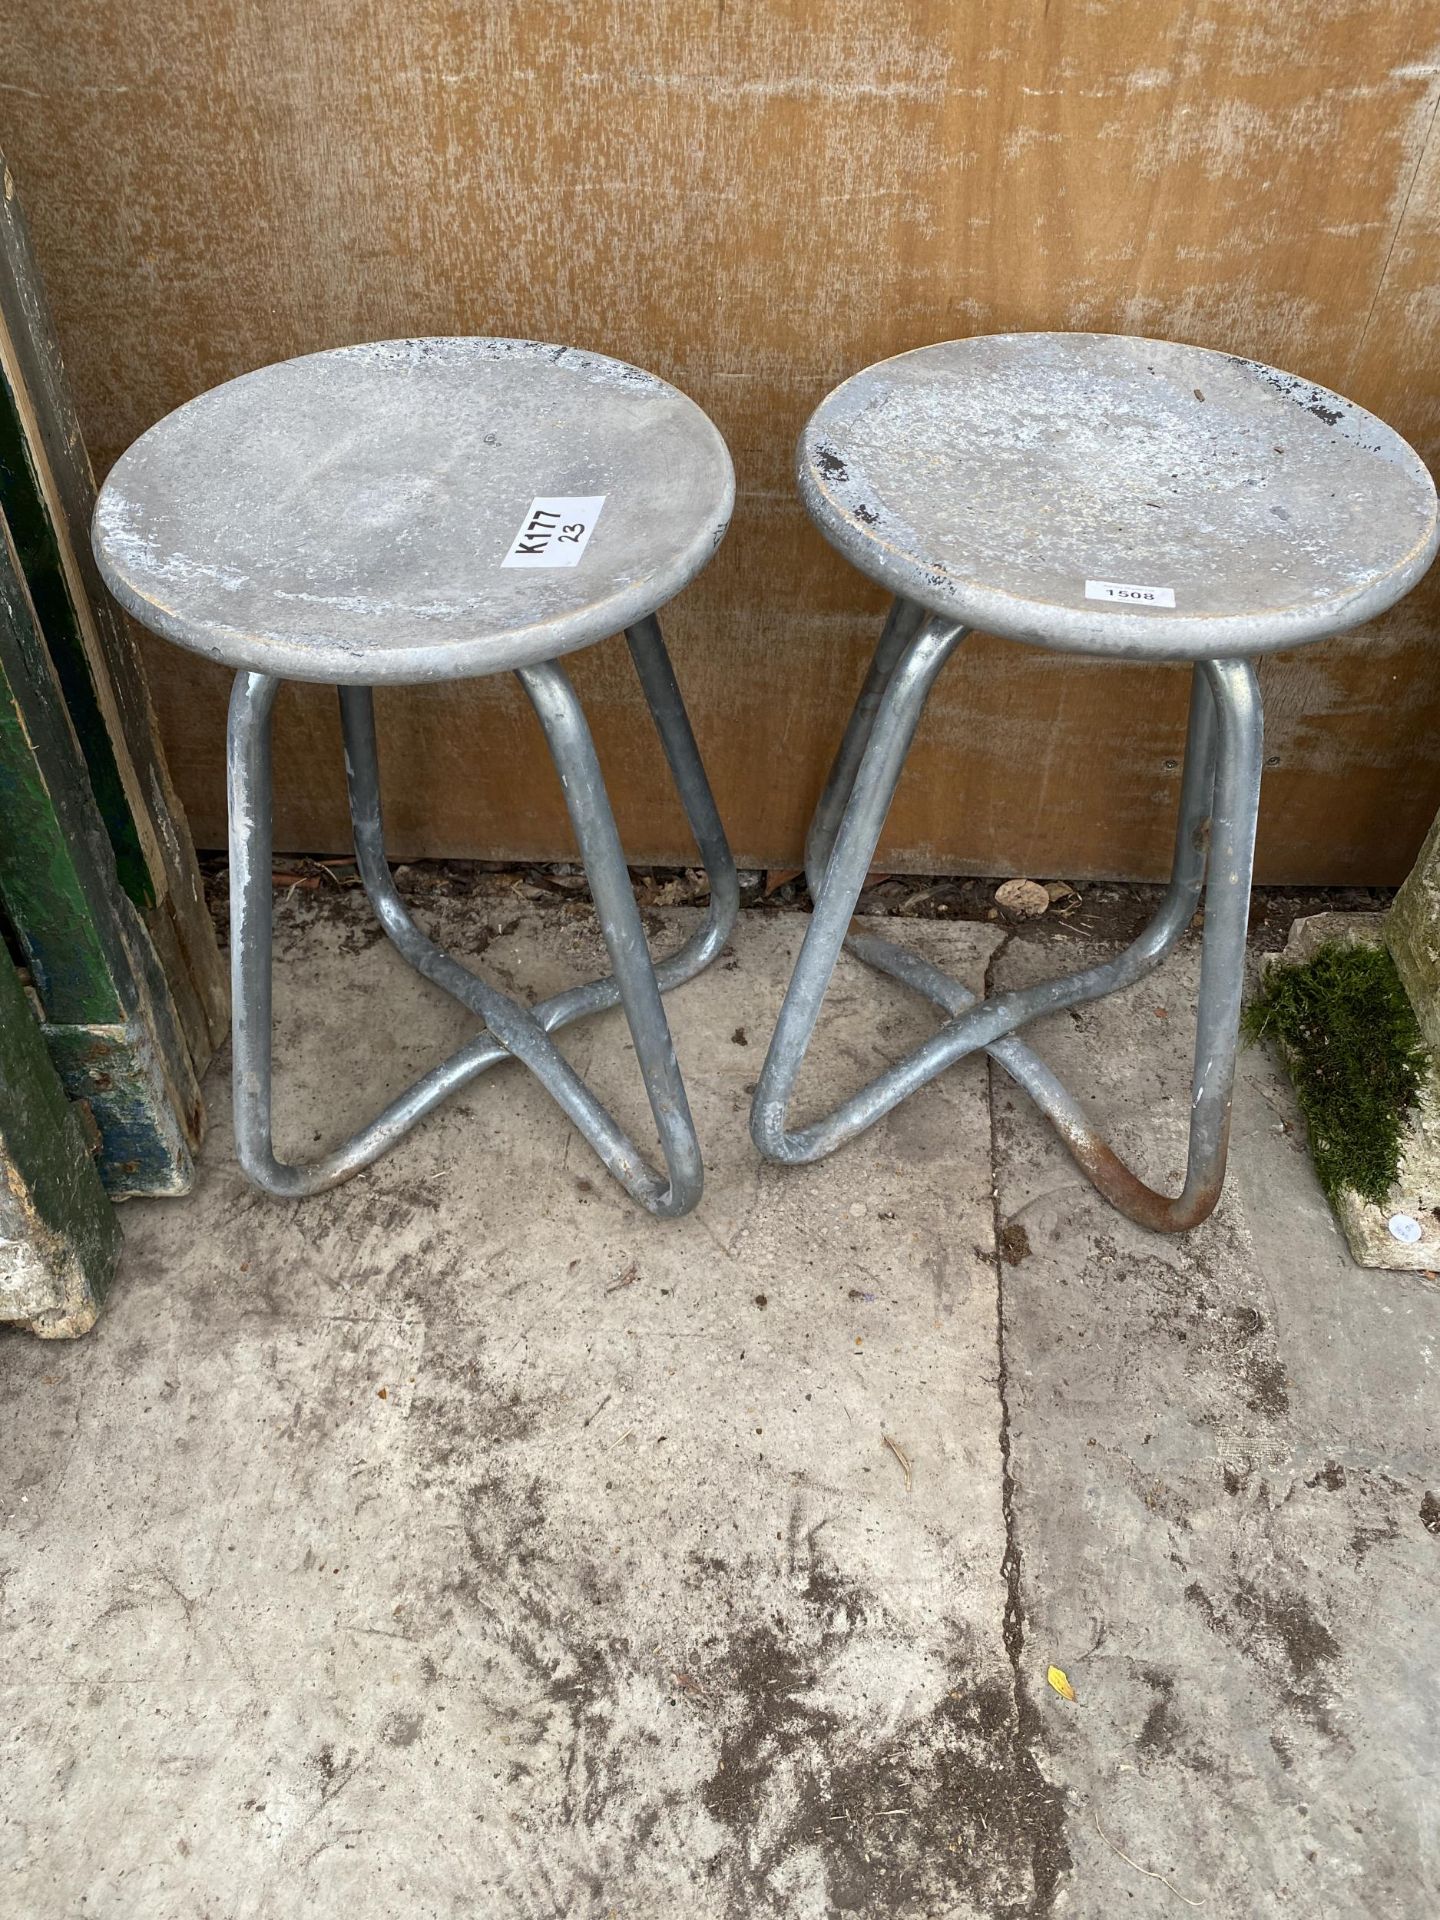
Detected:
[
  {"left": 750, "top": 611, "right": 967, "bottom": 1157},
  {"left": 229, "top": 670, "right": 286, "bottom": 1191},
  {"left": 751, "top": 596, "right": 1264, "bottom": 1232},
  {"left": 227, "top": 616, "right": 736, "bottom": 1209}
]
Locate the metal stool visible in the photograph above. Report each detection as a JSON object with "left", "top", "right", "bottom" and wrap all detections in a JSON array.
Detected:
[
  {"left": 753, "top": 333, "right": 1438, "bottom": 1231},
  {"left": 94, "top": 338, "right": 736, "bottom": 1215}
]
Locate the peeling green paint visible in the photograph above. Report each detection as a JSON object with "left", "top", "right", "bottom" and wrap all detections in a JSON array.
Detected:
[
  {"left": 0, "top": 943, "right": 118, "bottom": 1337},
  {"left": 0, "top": 509, "right": 197, "bottom": 1195},
  {"left": 0, "top": 377, "right": 153, "bottom": 906},
  {"left": 0, "top": 142, "right": 226, "bottom": 1076}
]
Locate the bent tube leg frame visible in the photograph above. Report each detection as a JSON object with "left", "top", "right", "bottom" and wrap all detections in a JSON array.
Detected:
[
  {"left": 228, "top": 614, "right": 737, "bottom": 1213},
  {"left": 750, "top": 596, "right": 1264, "bottom": 1233}
]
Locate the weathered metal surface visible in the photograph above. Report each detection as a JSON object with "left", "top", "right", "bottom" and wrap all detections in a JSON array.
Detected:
[
  {"left": 752, "top": 595, "right": 1265, "bottom": 1233},
  {"left": 0, "top": 511, "right": 199, "bottom": 1195},
  {"left": 798, "top": 334, "right": 1438, "bottom": 660},
  {"left": 96, "top": 335, "right": 737, "bottom": 1203},
  {"left": 93, "top": 339, "right": 734, "bottom": 686},
  {"left": 0, "top": 944, "right": 119, "bottom": 1340},
  {"left": 227, "top": 617, "right": 736, "bottom": 1206},
  {"left": 0, "top": 146, "right": 226, "bottom": 1068},
  {"left": 755, "top": 324, "right": 1435, "bottom": 1229}
]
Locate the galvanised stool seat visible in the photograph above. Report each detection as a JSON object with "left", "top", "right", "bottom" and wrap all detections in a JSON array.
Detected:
[
  {"left": 94, "top": 338, "right": 737, "bottom": 1214},
  {"left": 753, "top": 333, "right": 1438, "bottom": 1231}
]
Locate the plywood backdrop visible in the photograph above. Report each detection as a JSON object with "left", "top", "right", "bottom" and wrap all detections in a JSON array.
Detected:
[{"left": 4, "top": 0, "right": 1439, "bottom": 879}]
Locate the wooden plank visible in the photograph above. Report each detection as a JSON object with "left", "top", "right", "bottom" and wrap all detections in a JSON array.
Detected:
[
  {"left": 0, "top": 369, "right": 152, "bottom": 904},
  {"left": 3, "top": 3, "right": 1438, "bottom": 883},
  {"left": 0, "top": 511, "right": 200, "bottom": 1195},
  {"left": 0, "top": 545, "right": 124, "bottom": 1025},
  {"left": 0, "top": 151, "right": 227, "bottom": 1062},
  {"left": 0, "top": 946, "right": 120, "bottom": 1340}
]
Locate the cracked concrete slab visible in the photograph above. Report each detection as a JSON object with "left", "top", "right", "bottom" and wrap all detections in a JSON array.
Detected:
[
  {"left": 2, "top": 901, "right": 1436, "bottom": 1917},
  {"left": 989, "top": 934, "right": 1440, "bottom": 1918},
  {"left": 1, "top": 902, "right": 1062, "bottom": 1919}
]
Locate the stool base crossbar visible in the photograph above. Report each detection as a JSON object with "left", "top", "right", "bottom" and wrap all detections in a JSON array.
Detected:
[
  {"left": 751, "top": 597, "right": 1264, "bottom": 1233},
  {"left": 228, "top": 616, "right": 737, "bottom": 1214}
]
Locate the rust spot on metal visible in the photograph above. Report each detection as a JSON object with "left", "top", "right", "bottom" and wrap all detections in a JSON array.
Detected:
[{"left": 1046, "top": 1111, "right": 1229, "bottom": 1234}]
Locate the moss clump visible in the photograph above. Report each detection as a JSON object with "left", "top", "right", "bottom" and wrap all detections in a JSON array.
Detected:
[{"left": 1243, "top": 940, "right": 1427, "bottom": 1206}]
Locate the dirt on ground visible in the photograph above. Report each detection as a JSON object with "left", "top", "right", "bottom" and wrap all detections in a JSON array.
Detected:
[{"left": 201, "top": 852, "right": 1394, "bottom": 956}]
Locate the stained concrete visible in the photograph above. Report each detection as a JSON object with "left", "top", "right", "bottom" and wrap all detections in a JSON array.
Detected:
[
  {"left": 991, "top": 937, "right": 1440, "bottom": 1918},
  {"left": 2, "top": 898, "right": 1437, "bottom": 1917}
]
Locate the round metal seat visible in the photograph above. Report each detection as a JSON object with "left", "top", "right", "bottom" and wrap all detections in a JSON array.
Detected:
[
  {"left": 798, "top": 332, "right": 1437, "bottom": 660},
  {"left": 756, "top": 333, "right": 1439, "bottom": 1234},
  {"left": 94, "top": 337, "right": 733, "bottom": 684},
  {"left": 92, "top": 338, "right": 738, "bottom": 1215}
]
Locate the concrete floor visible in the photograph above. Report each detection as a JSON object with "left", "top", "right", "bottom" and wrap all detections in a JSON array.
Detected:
[{"left": 2, "top": 894, "right": 1437, "bottom": 1918}]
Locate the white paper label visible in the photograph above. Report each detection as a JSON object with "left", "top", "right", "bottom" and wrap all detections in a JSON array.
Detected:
[
  {"left": 1387, "top": 1213, "right": 1423, "bottom": 1245},
  {"left": 501, "top": 496, "right": 606, "bottom": 568},
  {"left": 1085, "top": 578, "right": 1176, "bottom": 609}
]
